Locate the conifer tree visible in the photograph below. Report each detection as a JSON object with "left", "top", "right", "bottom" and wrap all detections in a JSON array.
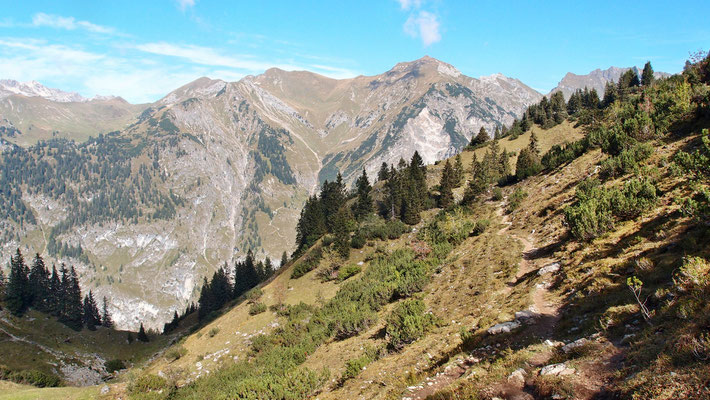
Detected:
[
  {"left": 137, "top": 323, "right": 149, "bottom": 342},
  {"left": 529, "top": 131, "right": 540, "bottom": 155},
  {"left": 602, "top": 81, "right": 618, "bottom": 107},
  {"left": 280, "top": 251, "right": 288, "bottom": 268},
  {"left": 28, "top": 253, "right": 49, "bottom": 312},
  {"left": 384, "top": 165, "right": 402, "bottom": 219},
  {"left": 353, "top": 168, "right": 373, "bottom": 221},
  {"left": 295, "top": 195, "right": 326, "bottom": 252},
  {"left": 454, "top": 154, "right": 464, "bottom": 187},
  {"left": 333, "top": 207, "right": 351, "bottom": 259},
  {"left": 127, "top": 332, "right": 134, "bottom": 344},
  {"left": 82, "top": 291, "right": 101, "bottom": 330},
  {"left": 61, "top": 266, "right": 83, "bottom": 330},
  {"left": 320, "top": 174, "right": 346, "bottom": 232},
  {"left": 48, "top": 265, "right": 61, "bottom": 317},
  {"left": 494, "top": 126, "right": 502, "bottom": 140},
  {"left": 438, "top": 160, "right": 455, "bottom": 209},
  {"left": 197, "top": 277, "right": 212, "bottom": 320},
  {"left": 409, "top": 151, "right": 428, "bottom": 202},
  {"left": 377, "top": 162, "right": 390, "bottom": 182},
  {"left": 0, "top": 267, "right": 6, "bottom": 302},
  {"left": 6, "top": 249, "right": 30, "bottom": 316},
  {"left": 470, "top": 127, "right": 489, "bottom": 147},
  {"left": 642, "top": 61, "right": 654, "bottom": 86},
  {"left": 101, "top": 296, "right": 113, "bottom": 328}
]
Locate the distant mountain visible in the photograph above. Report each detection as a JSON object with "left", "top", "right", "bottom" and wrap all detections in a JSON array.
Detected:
[
  {"left": 0, "top": 56, "right": 542, "bottom": 330},
  {"left": 549, "top": 66, "right": 672, "bottom": 99},
  {"left": 0, "top": 80, "right": 144, "bottom": 145}
]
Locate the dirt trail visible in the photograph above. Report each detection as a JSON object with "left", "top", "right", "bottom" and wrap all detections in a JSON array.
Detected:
[{"left": 404, "top": 202, "right": 561, "bottom": 400}]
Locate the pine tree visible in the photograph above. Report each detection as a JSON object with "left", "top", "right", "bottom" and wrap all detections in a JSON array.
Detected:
[
  {"left": 409, "top": 151, "right": 428, "bottom": 202},
  {"left": 28, "top": 253, "right": 49, "bottom": 312},
  {"left": 377, "top": 162, "right": 390, "bottom": 182},
  {"left": 127, "top": 332, "right": 134, "bottom": 344},
  {"left": 494, "top": 126, "right": 502, "bottom": 140},
  {"left": 280, "top": 251, "right": 288, "bottom": 268},
  {"left": 529, "top": 131, "right": 540, "bottom": 155},
  {"left": 401, "top": 194, "right": 421, "bottom": 225},
  {"left": 137, "top": 323, "right": 149, "bottom": 342},
  {"left": 353, "top": 168, "right": 373, "bottom": 221},
  {"left": 210, "top": 265, "right": 232, "bottom": 311},
  {"left": 438, "top": 160, "right": 455, "bottom": 208},
  {"left": 602, "top": 81, "right": 618, "bottom": 107},
  {"left": 470, "top": 127, "right": 489, "bottom": 147},
  {"left": 320, "top": 174, "right": 346, "bottom": 232},
  {"left": 453, "top": 154, "right": 464, "bottom": 187},
  {"left": 6, "top": 249, "right": 30, "bottom": 316},
  {"left": 101, "top": 296, "right": 113, "bottom": 328},
  {"left": 642, "top": 61, "right": 654, "bottom": 86},
  {"left": 295, "top": 195, "right": 326, "bottom": 252},
  {"left": 197, "top": 277, "right": 213, "bottom": 320},
  {"left": 384, "top": 165, "right": 402, "bottom": 219}
]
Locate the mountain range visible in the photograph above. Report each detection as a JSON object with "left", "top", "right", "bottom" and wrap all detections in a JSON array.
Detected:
[{"left": 0, "top": 59, "right": 663, "bottom": 330}]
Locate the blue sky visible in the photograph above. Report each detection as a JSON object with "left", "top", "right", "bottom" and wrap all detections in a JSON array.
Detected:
[{"left": 1, "top": 0, "right": 708, "bottom": 103}]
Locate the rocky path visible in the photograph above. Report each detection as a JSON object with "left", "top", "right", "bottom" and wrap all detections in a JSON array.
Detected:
[{"left": 404, "top": 202, "right": 562, "bottom": 400}]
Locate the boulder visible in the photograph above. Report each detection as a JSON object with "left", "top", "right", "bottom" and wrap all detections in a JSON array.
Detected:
[
  {"left": 487, "top": 320, "right": 521, "bottom": 335},
  {"left": 508, "top": 368, "right": 527, "bottom": 388},
  {"left": 562, "top": 337, "right": 589, "bottom": 353},
  {"left": 540, "top": 363, "right": 575, "bottom": 376},
  {"left": 538, "top": 262, "right": 561, "bottom": 275}
]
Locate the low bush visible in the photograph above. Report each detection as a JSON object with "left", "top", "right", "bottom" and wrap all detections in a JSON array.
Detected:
[
  {"left": 249, "top": 302, "right": 267, "bottom": 316},
  {"left": 341, "top": 345, "right": 380, "bottom": 381},
  {"left": 337, "top": 264, "right": 362, "bottom": 282},
  {"left": 128, "top": 374, "right": 172, "bottom": 400},
  {"left": 0, "top": 367, "right": 61, "bottom": 388},
  {"left": 386, "top": 299, "right": 436, "bottom": 350},
  {"left": 491, "top": 187, "right": 503, "bottom": 201},
  {"left": 507, "top": 187, "right": 528, "bottom": 212},
  {"left": 350, "top": 232, "right": 366, "bottom": 249},
  {"left": 164, "top": 346, "right": 188, "bottom": 362},
  {"left": 291, "top": 246, "right": 324, "bottom": 279}
]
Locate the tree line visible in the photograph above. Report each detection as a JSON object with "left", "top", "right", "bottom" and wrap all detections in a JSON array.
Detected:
[{"left": 0, "top": 249, "right": 113, "bottom": 331}]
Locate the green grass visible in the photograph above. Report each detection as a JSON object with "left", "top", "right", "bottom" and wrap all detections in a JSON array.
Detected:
[{"left": 0, "top": 381, "right": 99, "bottom": 400}]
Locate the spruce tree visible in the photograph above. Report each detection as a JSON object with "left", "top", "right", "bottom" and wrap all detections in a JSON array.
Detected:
[
  {"left": 642, "top": 61, "right": 654, "bottom": 86},
  {"left": 333, "top": 207, "right": 351, "bottom": 259},
  {"left": 0, "top": 267, "right": 6, "bottom": 302},
  {"left": 137, "top": 323, "right": 149, "bottom": 342},
  {"left": 602, "top": 81, "right": 618, "bottom": 107},
  {"left": 280, "top": 251, "right": 288, "bottom": 268},
  {"left": 62, "top": 266, "right": 83, "bottom": 330},
  {"left": 197, "top": 277, "right": 213, "bottom": 320},
  {"left": 82, "top": 291, "right": 101, "bottom": 330},
  {"left": 320, "top": 174, "right": 346, "bottom": 232},
  {"left": 471, "top": 127, "right": 489, "bottom": 147},
  {"left": 377, "top": 162, "right": 390, "bottom": 182},
  {"left": 438, "top": 160, "right": 455, "bottom": 209},
  {"left": 454, "top": 154, "right": 464, "bottom": 187},
  {"left": 6, "top": 249, "right": 30, "bottom": 316},
  {"left": 384, "top": 165, "right": 402, "bottom": 219},
  {"left": 28, "top": 253, "right": 49, "bottom": 312},
  {"left": 353, "top": 168, "right": 373, "bottom": 221},
  {"left": 409, "top": 151, "right": 428, "bottom": 202},
  {"left": 101, "top": 296, "right": 113, "bottom": 328},
  {"left": 48, "top": 265, "right": 61, "bottom": 317}
]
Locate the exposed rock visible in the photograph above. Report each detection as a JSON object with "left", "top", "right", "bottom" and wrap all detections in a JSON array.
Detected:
[
  {"left": 538, "top": 262, "right": 561, "bottom": 275},
  {"left": 508, "top": 368, "right": 527, "bottom": 387},
  {"left": 515, "top": 310, "right": 540, "bottom": 324},
  {"left": 562, "top": 337, "right": 589, "bottom": 353},
  {"left": 540, "top": 363, "right": 576, "bottom": 376},
  {"left": 100, "top": 385, "right": 110, "bottom": 395},
  {"left": 488, "top": 320, "right": 521, "bottom": 335},
  {"left": 544, "top": 339, "right": 564, "bottom": 348}
]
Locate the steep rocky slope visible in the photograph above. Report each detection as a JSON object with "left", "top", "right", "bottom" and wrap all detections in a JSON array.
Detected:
[{"left": 549, "top": 66, "right": 671, "bottom": 99}]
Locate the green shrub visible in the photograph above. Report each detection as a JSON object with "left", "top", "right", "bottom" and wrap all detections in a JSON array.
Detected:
[
  {"left": 249, "top": 302, "right": 267, "bottom": 316},
  {"left": 342, "top": 346, "right": 380, "bottom": 381},
  {"left": 357, "top": 215, "right": 411, "bottom": 241},
  {"left": 350, "top": 232, "right": 366, "bottom": 249},
  {"left": 386, "top": 299, "right": 435, "bottom": 350},
  {"left": 599, "top": 142, "right": 654, "bottom": 178},
  {"left": 291, "top": 246, "right": 323, "bottom": 279},
  {"left": 0, "top": 367, "right": 61, "bottom": 388},
  {"left": 246, "top": 288, "right": 264, "bottom": 302},
  {"left": 337, "top": 264, "right": 361, "bottom": 282},
  {"left": 105, "top": 359, "right": 126, "bottom": 373},
  {"left": 491, "top": 187, "right": 503, "bottom": 201},
  {"left": 165, "top": 346, "right": 188, "bottom": 362},
  {"left": 507, "top": 187, "right": 528, "bottom": 212},
  {"left": 470, "top": 219, "right": 490, "bottom": 236},
  {"left": 207, "top": 327, "right": 220, "bottom": 337}
]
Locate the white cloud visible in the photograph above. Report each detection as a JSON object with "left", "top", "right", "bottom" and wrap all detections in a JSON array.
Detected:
[
  {"left": 176, "top": 0, "right": 196, "bottom": 11},
  {"left": 404, "top": 11, "right": 441, "bottom": 46},
  {"left": 32, "top": 13, "right": 116, "bottom": 34},
  {"left": 397, "top": 0, "right": 423, "bottom": 10}
]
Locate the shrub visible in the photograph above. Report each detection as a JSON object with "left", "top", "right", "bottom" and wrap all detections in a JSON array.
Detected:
[
  {"left": 246, "top": 288, "right": 263, "bottom": 303},
  {"left": 599, "top": 142, "right": 653, "bottom": 178},
  {"left": 291, "top": 246, "right": 324, "bottom": 279},
  {"left": 507, "top": 188, "right": 528, "bottom": 212},
  {"left": 386, "top": 299, "right": 436, "bottom": 350},
  {"left": 105, "top": 359, "right": 126, "bottom": 373},
  {"left": 491, "top": 187, "right": 503, "bottom": 201},
  {"left": 337, "top": 264, "right": 361, "bottom": 282},
  {"left": 0, "top": 367, "right": 61, "bottom": 388},
  {"left": 350, "top": 232, "right": 366, "bottom": 249},
  {"left": 470, "top": 219, "right": 490, "bottom": 236},
  {"left": 128, "top": 374, "right": 171, "bottom": 400},
  {"left": 249, "top": 302, "right": 267, "bottom": 316},
  {"left": 342, "top": 346, "right": 380, "bottom": 381},
  {"left": 207, "top": 327, "right": 220, "bottom": 337},
  {"left": 164, "top": 346, "right": 188, "bottom": 362}
]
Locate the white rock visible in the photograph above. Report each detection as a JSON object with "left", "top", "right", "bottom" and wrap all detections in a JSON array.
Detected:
[
  {"left": 562, "top": 338, "right": 589, "bottom": 353},
  {"left": 487, "top": 320, "right": 521, "bottom": 335},
  {"left": 540, "top": 363, "right": 575, "bottom": 376},
  {"left": 100, "top": 385, "right": 110, "bottom": 395},
  {"left": 538, "top": 262, "right": 561, "bottom": 275}
]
